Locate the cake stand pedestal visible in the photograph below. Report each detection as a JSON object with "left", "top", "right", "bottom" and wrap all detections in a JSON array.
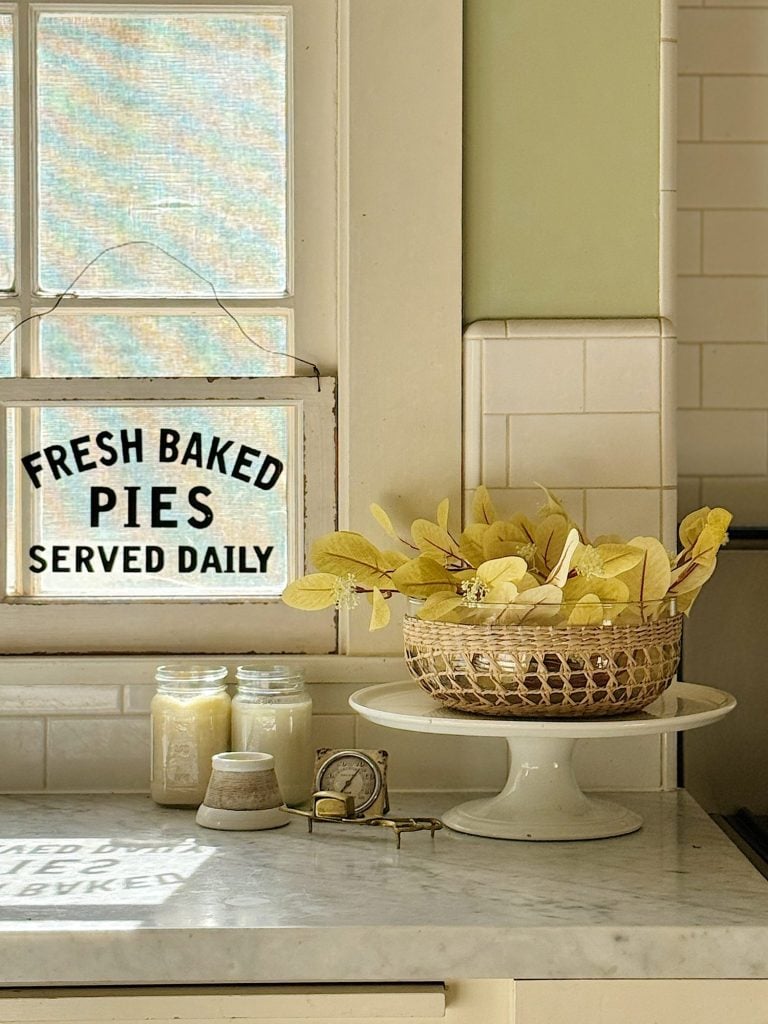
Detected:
[{"left": 349, "top": 681, "right": 735, "bottom": 841}]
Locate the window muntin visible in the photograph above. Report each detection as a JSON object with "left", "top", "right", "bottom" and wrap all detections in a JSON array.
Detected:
[{"left": 35, "top": 10, "right": 289, "bottom": 297}]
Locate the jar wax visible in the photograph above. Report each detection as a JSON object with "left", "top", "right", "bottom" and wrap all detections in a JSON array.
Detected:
[
  {"left": 151, "top": 690, "right": 231, "bottom": 806},
  {"left": 232, "top": 701, "right": 312, "bottom": 806}
]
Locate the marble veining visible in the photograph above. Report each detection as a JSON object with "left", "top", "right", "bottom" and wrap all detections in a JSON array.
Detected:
[{"left": 0, "top": 792, "right": 767, "bottom": 984}]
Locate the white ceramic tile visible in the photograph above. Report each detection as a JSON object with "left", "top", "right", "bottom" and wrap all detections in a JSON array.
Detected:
[
  {"left": 508, "top": 414, "right": 661, "bottom": 488},
  {"left": 575, "top": 736, "right": 662, "bottom": 791},
  {"left": 677, "top": 477, "right": 703, "bottom": 521},
  {"left": 585, "top": 489, "right": 662, "bottom": 541},
  {"left": 47, "top": 718, "right": 151, "bottom": 792},
  {"left": 312, "top": 714, "right": 356, "bottom": 754},
  {"left": 703, "top": 343, "right": 768, "bottom": 408},
  {"left": 659, "top": 190, "right": 677, "bottom": 323},
  {"left": 705, "top": 0, "right": 768, "bottom": 6},
  {"left": 0, "top": 719, "right": 44, "bottom": 791},
  {"left": 0, "top": 684, "right": 120, "bottom": 715},
  {"left": 701, "top": 476, "right": 768, "bottom": 524},
  {"left": 677, "top": 277, "right": 768, "bottom": 341},
  {"left": 678, "top": 77, "right": 701, "bottom": 141},
  {"left": 679, "top": 142, "right": 768, "bottom": 208},
  {"left": 703, "top": 77, "right": 768, "bottom": 142},
  {"left": 679, "top": 410, "right": 768, "bottom": 474},
  {"left": 123, "top": 685, "right": 153, "bottom": 713},
  {"left": 661, "top": 42, "right": 678, "bottom": 191},
  {"left": 585, "top": 338, "right": 660, "bottom": 413},
  {"left": 704, "top": 212, "right": 768, "bottom": 274},
  {"left": 504, "top": 319, "right": 659, "bottom": 339},
  {"left": 679, "top": 9, "right": 768, "bottom": 74},
  {"left": 463, "top": 319, "right": 506, "bottom": 339},
  {"left": 662, "top": 0, "right": 678, "bottom": 40},
  {"left": 678, "top": 343, "right": 702, "bottom": 408},
  {"left": 355, "top": 718, "right": 507, "bottom": 792},
  {"left": 678, "top": 211, "right": 702, "bottom": 274},
  {"left": 463, "top": 333, "right": 483, "bottom": 490},
  {"left": 306, "top": 683, "right": 362, "bottom": 715},
  {"left": 483, "top": 338, "right": 583, "bottom": 414},
  {"left": 662, "top": 487, "right": 679, "bottom": 550},
  {"left": 482, "top": 414, "right": 508, "bottom": 487},
  {"left": 485, "top": 488, "right": 585, "bottom": 525},
  {"left": 661, "top": 337, "right": 678, "bottom": 487}
]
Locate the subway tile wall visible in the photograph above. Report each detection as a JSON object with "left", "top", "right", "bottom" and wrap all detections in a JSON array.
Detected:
[
  {"left": 463, "top": 318, "right": 675, "bottom": 792},
  {"left": 678, "top": 0, "right": 768, "bottom": 524}
]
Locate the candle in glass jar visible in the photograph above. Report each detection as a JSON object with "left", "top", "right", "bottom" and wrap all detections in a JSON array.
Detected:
[
  {"left": 231, "top": 665, "right": 313, "bottom": 807},
  {"left": 151, "top": 665, "right": 230, "bottom": 806}
]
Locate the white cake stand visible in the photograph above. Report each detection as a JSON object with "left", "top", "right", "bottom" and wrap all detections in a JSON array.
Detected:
[{"left": 349, "top": 681, "right": 736, "bottom": 841}]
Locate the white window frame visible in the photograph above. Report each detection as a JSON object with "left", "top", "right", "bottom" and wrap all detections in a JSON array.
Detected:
[{"left": 0, "top": 0, "right": 463, "bottom": 664}]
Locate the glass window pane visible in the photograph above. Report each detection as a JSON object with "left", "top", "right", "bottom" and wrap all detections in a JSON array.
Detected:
[
  {"left": 0, "top": 313, "right": 16, "bottom": 376},
  {"left": 39, "top": 312, "right": 289, "bottom": 377},
  {"left": 0, "top": 15, "right": 13, "bottom": 290},
  {"left": 37, "top": 12, "right": 288, "bottom": 297},
  {"left": 14, "top": 405, "right": 293, "bottom": 598}
]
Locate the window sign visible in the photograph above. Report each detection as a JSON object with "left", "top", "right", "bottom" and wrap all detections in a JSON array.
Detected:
[{"left": 12, "top": 404, "right": 296, "bottom": 598}]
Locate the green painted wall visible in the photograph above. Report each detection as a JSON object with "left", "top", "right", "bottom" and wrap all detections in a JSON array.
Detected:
[{"left": 463, "top": 0, "right": 660, "bottom": 323}]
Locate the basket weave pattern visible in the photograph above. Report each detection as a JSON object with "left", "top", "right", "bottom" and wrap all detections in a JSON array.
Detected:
[{"left": 403, "top": 614, "right": 683, "bottom": 717}]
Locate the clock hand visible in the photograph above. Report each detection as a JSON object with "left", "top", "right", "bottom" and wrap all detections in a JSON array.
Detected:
[{"left": 340, "top": 767, "right": 362, "bottom": 792}]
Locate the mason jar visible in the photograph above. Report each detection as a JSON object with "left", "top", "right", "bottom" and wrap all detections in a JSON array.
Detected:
[
  {"left": 231, "top": 665, "right": 313, "bottom": 807},
  {"left": 150, "top": 664, "right": 230, "bottom": 807}
]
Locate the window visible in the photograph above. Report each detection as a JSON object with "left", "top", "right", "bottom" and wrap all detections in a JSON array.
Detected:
[{"left": 0, "top": 1, "right": 337, "bottom": 653}]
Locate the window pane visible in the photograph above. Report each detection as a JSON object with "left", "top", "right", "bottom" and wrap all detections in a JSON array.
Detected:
[
  {"left": 37, "top": 12, "right": 288, "bottom": 297},
  {"left": 0, "top": 15, "right": 13, "bottom": 289},
  {"left": 0, "top": 313, "right": 16, "bottom": 376},
  {"left": 40, "top": 312, "right": 289, "bottom": 377},
  {"left": 14, "top": 406, "right": 293, "bottom": 598}
]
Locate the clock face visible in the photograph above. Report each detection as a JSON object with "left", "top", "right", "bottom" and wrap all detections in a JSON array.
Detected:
[{"left": 315, "top": 751, "right": 382, "bottom": 814}]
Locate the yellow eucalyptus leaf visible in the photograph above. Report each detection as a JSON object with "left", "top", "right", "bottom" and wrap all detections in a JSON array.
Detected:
[
  {"left": 689, "top": 510, "right": 732, "bottom": 565},
  {"left": 436, "top": 498, "right": 450, "bottom": 531},
  {"left": 568, "top": 594, "right": 604, "bottom": 627},
  {"left": 391, "top": 555, "right": 454, "bottom": 598},
  {"left": 411, "top": 519, "right": 462, "bottom": 564},
  {"left": 497, "top": 584, "right": 563, "bottom": 624},
  {"left": 534, "top": 481, "right": 571, "bottom": 520},
  {"left": 476, "top": 555, "right": 528, "bottom": 589},
  {"left": 417, "top": 591, "right": 465, "bottom": 622},
  {"left": 679, "top": 507, "right": 711, "bottom": 550},
  {"left": 509, "top": 512, "right": 537, "bottom": 544},
  {"left": 668, "top": 556, "right": 717, "bottom": 597},
  {"left": 369, "top": 503, "right": 399, "bottom": 541},
  {"left": 544, "top": 527, "right": 580, "bottom": 588},
  {"left": 563, "top": 575, "right": 630, "bottom": 611},
  {"left": 281, "top": 573, "right": 339, "bottom": 611},
  {"left": 311, "top": 531, "right": 392, "bottom": 589},
  {"left": 471, "top": 485, "right": 497, "bottom": 525},
  {"left": 518, "top": 572, "right": 542, "bottom": 592},
  {"left": 534, "top": 514, "right": 568, "bottom": 572},
  {"left": 482, "top": 520, "right": 532, "bottom": 561},
  {"left": 369, "top": 587, "right": 390, "bottom": 630},
  {"left": 382, "top": 549, "right": 411, "bottom": 570},
  {"left": 460, "top": 523, "right": 489, "bottom": 567},
  {"left": 593, "top": 534, "right": 624, "bottom": 546},
  {"left": 618, "top": 536, "right": 672, "bottom": 606},
  {"left": 484, "top": 581, "right": 519, "bottom": 605}
]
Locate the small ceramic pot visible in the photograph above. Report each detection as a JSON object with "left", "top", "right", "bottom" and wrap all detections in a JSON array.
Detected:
[{"left": 195, "top": 751, "right": 290, "bottom": 831}]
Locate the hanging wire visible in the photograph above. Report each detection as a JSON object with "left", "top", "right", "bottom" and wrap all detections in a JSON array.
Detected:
[{"left": 0, "top": 240, "right": 322, "bottom": 391}]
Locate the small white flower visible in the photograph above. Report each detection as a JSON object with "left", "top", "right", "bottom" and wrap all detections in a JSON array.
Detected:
[
  {"left": 460, "top": 576, "right": 489, "bottom": 606},
  {"left": 332, "top": 573, "right": 359, "bottom": 610}
]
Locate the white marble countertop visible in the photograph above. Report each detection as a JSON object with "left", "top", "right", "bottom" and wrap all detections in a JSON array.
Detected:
[{"left": 1, "top": 791, "right": 768, "bottom": 985}]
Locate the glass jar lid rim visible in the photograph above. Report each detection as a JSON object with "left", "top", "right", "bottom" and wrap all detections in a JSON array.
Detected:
[
  {"left": 155, "top": 663, "right": 228, "bottom": 684},
  {"left": 236, "top": 664, "right": 305, "bottom": 690}
]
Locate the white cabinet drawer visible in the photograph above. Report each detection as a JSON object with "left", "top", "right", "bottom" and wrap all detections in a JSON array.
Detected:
[{"left": 0, "top": 985, "right": 447, "bottom": 1024}]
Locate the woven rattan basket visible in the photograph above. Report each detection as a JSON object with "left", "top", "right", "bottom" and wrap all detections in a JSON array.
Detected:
[{"left": 403, "top": 612, "right": 683, "bottom": 718}]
